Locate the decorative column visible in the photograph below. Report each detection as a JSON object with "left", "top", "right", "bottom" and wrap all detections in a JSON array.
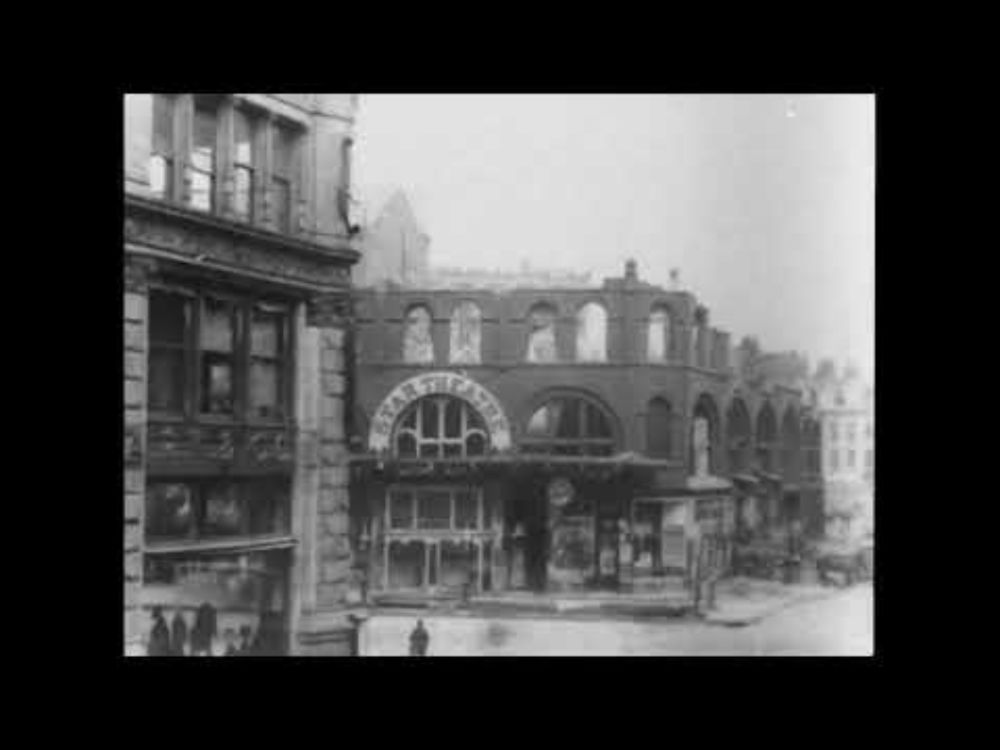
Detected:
[
  {"left": 123, "top": 255, "right": 155, "bottom": 656},
  {"left": 295, "top": 292, "right": 355, "bottom": 655}
]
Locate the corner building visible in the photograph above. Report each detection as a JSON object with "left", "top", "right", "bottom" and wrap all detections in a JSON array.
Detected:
[
  {"left": 124, "top": 94, "right": 360, "bottom": 655},
  {"left": 348, "top": 261, "right": 814, "bottom": 601}
]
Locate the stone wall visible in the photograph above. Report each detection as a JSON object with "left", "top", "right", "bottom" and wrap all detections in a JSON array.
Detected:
[{"left": 123, "top": 258, "right": 152, "bottom": 655}]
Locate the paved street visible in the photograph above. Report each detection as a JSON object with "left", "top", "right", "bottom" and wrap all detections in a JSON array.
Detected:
[{"left": 359, "top": 582, "right": 873, "bottom": 656}]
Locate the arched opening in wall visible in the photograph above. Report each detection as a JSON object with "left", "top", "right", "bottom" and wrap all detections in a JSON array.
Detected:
[
  {"left": 755, "top": 402, "right": 778, "bottom": 472},
  {"left": 781, "top": 407, "right": 802, "bottom": 478},
  {"left": 526, "top": 303, "right": 558, "bottom": 363},
  {"left": 449, "top": 301, "right": 482, "bottom": 364},
  {"left": 726, "top": 398, "right": 752, "bottom": 474},
  {"left": 392, "top": 395, "right": 490, "bottom": 459},
  {"left": 522, "top": 393, "right": 617, "bottom": 456},
  {"left": 691, "top": 394, "right": 720, "bottom": 476},
  {"left": 575, "top": 302, "right": 608, "bottom": 362},
  {"left": 403, "top": 304, "right": 434, "bottom": 364},
  {"left": 647, "top": 305, "right": 672, "bottom": 362},
  {"left": 645, "top": 397, "right": 673, "bottom": 458}
]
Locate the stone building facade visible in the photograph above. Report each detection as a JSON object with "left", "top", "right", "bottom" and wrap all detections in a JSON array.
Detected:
[
  {"left": 811, "top": 364, "right": 874, "bottom": 537},
  {"left": 346, "top": 260, "right": 818, "bottom": 601},
  {"left": 124, "top": 93, "right": 360, "bottom": 656}
]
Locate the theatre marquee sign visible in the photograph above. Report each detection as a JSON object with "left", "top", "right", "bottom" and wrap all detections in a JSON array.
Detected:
[{"left": 368, "top": 372, "right": 512, "bottom": 453}]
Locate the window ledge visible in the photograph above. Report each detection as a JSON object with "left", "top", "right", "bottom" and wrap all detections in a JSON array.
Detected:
[{"left": 143, "top": 534, "right": 296, "bottom": 555}]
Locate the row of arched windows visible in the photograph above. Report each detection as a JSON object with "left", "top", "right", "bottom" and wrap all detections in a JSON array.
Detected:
[
  {"left": 382, "top": 388, "right": 817, "bottom": 479},
  {"left": 401, "top": 301, "right": 718, "bottom": 366}
]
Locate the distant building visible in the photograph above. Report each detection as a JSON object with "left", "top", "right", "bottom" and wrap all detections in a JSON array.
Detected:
[
  {"left": 354, "top": 187, "right": 592, "bottom": 290},
  {"left": 355, "top": 189, "right": 430, "bottom": 288},
  {"left": 811, "top": 362, "right": 874, "bottom": 537}
]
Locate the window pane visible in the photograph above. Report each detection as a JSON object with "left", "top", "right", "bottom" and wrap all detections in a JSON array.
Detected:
[
  {"left": 251, "top": 312, "right": 281, "bottom": 357},
  {"left": 188, "top": 168, "right": 213, "bottom": 211},
  {"left": 647, "top": 308, "right": 668, "bottom": 361},
  {"left": 234, "top": 110, "right": 254, "bottom": 166},
  {"left": 202, "top": 483, "right": 244, "bottom": 537},
  {"left": 200, "top": 300, "right": 233, "bottom": 352},
  {"left": 390, "top": 492, "right": 414, "bottom": 529},
  {"left": 145, "top": 483, "right": 194, "bottom": 539},
  {"left": 233, "top": 165, "right": 253, "bottom": 220},
  {"left": 421, "top": 399, "right": 439, "bottom": 438},
  {"left": 396, "top": 432, "right": 417, "bottom": 457},
  {"left": 149, "top": 291, "right": 188, "bottom": 344},
  {"left": 271, "top": 178, "right": 290, "bottom": 232},
  {"left": 152, "top": 95, "right": 174, "bottom": 155},
  {"left": 148, "top": 154, "right": 172, "bottom": 199},
  {"left": 247, "top": 481, "right": 290, "bottom": 536},
  {"left": 586, "top": 403, "right": 611, "bottom": 438},
  {"left": 417, "top": 490, "right": 451, "bottom": 529},
  {"left": 149, "top": 348, "right": 185, "bottom": 413},
  {"left": 388, "top": 540, "right": 424, "bottom": 589},
  {"left": 192, "top": 106, "right": 217, "bottom": 170},
  {"left": 273, "top": 125, "right": 295, "bottom": 176},
  {"left": 201, "top": 357, "right": 233, "bottom": 414},
  {"left": 250, "top": 361, "right": 280, "bottom": 419},
  {"left": 466, "top": 433, "right": 486, "bottom": 456},
  {"left": 439, "top": 540, "right": 475, "bottom": 590},
  {"left": 444, "top": 399, "right": 462, "bottom": 438},
  {"left": 419, "top": 443, "right": 441, "bottom": 459},
  {"left": 556, "top": 399, "right": 580, "bottom": 438},
  {"left": 454, "top": 491, "right": 478, "bottom": 530}
]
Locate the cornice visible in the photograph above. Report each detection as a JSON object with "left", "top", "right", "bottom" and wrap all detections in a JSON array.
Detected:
[{"left": 124, "top": 194, "right": 360, "bottom": 266}]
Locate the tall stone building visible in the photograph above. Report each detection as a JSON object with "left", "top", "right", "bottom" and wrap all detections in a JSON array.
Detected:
[
  {"left": 124, "top": 94, "right": 360, "bottom": 655},
  {"left": 811, "top": 362, "right": 874, "bottom": 538}
]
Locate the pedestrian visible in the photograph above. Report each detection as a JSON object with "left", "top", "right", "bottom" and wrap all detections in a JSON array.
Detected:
[
  {"left": 190, "top": 602, "right": 217, "bottom": 656},
  {"left": 147, "top": 606, "right": 172, "bottom": 657},
  {"left": 237, "top": 625, "right": 254, "bottom": 655},
  {"left": 409, "top": 619, "right": 429, "bottom": 657},
  {"left": 170, "top": 610, "right": 189, "bottom": 656}
]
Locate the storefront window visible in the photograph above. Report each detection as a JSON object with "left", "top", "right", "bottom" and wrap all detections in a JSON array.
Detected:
[
  {"left": 145, "top": 479, "right": 290, "bottom": 543},
  {"left": 378, "top": 486, "right": 497, "bottom": 595},
  {"left": 141, "top": 549, "right": 290, "bottom": 656}
]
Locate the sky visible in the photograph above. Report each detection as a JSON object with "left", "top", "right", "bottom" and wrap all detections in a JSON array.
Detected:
[{"left": 353, "top": 94, "right": 874, "bottom": 382}]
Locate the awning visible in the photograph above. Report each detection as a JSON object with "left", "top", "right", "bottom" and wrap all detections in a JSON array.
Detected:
[
  {"left": 685, "top": 475, "right": 733, "bottom": 492},
  {"left": 732, "top": 473, "right": 760, "bottom": 486}
]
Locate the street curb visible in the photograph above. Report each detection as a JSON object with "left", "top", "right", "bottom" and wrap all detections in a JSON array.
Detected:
[{"left": 702, "top": 585, "right": 853, "bottom": 627}]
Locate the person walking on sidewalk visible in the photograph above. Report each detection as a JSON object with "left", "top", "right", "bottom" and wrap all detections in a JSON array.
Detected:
[{"left": 409, "top": 619, "right": 429, "bottom": 657}]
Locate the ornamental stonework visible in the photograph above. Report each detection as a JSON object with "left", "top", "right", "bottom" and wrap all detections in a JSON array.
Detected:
[{"left": 125, "top": 209, "right": 352, "bottom": 290}]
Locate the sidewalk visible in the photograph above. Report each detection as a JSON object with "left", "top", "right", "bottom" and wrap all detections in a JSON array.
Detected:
[{"left": 701, "top": 576, "right": 837, "bottom": 627}]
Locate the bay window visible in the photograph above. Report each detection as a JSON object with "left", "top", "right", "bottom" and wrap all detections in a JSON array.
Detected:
[
  {"left": 146, "top": 287, "right": 291, "bottom": 423},
  {"left": 145, "top": 95, "right": 303, "bottom": 236}
]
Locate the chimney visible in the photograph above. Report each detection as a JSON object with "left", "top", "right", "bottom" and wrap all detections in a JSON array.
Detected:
[
  {"left": 669, "top": 268, "right": 680, "bottom": 290},
  {"left": 625, "top": 258, "right": 638, "bottom": 282}
]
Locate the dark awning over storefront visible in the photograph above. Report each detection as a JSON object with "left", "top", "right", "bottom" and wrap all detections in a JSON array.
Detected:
[{"left": 348, "top": 451, "right": 681, "bottom": 484}]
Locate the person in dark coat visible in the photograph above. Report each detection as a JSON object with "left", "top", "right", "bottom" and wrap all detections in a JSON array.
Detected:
[
  {"left": 147, "top": 607, "right": 172, "bottom": 657},
  {"left": 237, "top": 625, "right": 254, "bottom": 655},
  {"left": 170, "top": 611, "right": 189, "bottom": 656},
  {"left": 189, "top": 603, "right": 217, "bottom": 656},
  {"left": 409, "top": 619, "right": 429, "bottom": 657}
]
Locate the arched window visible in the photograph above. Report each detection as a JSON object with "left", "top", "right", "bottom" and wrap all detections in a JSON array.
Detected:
[
  {"left": 449, "top": 301, "right": 482, "bottom": 364},
  {"left": 726, "top": 398, "right": 752, "bottom": 474},
  {"left": 526, "top": 303, "right": 558, "bottom": 363},
  {"left": 403, "top": 305, "right": 434, "bottom": 364},
  {"left": 781, "top": 408, "right": 801, "bottom": 478},
  {"left": 647, "top": 306, "right": 671, "bottom": 362},
  {"left": 575, "top": 302, "right": 607, "bottom": 362},
  {"left": 393, "top": 395, "right": 489, "bottom": 458},
  {"left": 691, "top": 394, "right": 719, "bottom": 476},
  {"left": 523, "top": 394, "right": 616, "bottom": 456},
  {"left": 756, "top": 403, "right": 778, "bottom": 472},
  {"left": 646, "top": 397, "right": 673, "bottom": 458}
]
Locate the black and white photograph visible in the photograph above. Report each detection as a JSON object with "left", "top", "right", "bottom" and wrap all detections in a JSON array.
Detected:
[{"left": 123, "top": 93, "right": 875, "bottom": 657}]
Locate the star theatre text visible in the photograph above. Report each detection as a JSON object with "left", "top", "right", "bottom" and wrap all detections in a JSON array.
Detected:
[{"left": 368, "top": 372, "right": 512, "bottom": 452}]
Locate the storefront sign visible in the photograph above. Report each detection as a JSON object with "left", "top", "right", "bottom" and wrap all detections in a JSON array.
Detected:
[
  {"left": 368, "top": 372, "right": 512, "bottom": 453},
  {"left": 547, "top": 477, "right": 574, "bottom": 508}
]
